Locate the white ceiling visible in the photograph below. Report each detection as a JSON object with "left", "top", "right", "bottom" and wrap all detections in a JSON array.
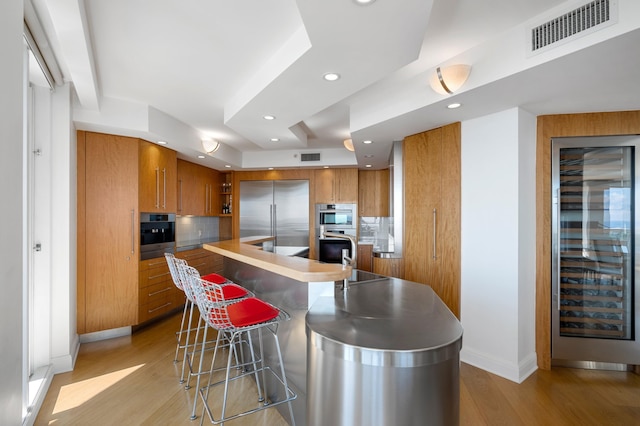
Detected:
[{"left": 30, "top": 0, "right": 640, "bottom": 170}]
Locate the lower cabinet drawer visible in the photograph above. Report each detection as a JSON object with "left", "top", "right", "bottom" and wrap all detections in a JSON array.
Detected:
[{"left": 139, "top": 281, "right": 175, "bottom": 305}]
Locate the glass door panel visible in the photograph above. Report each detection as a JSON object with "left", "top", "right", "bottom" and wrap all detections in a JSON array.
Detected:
[{"left": 552, "top": 136, "right": 640, "bottom": 365}]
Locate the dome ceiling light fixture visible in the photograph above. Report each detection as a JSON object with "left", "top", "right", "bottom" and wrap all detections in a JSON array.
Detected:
[
  {"left": 343, "top": 138, "right": 354, "bottom": 151},
  {"left": 429, "top": 64, "right": 471, "bottom": 95},
  {"left": 202, "top": 138, "right": 220, "bottom": 154}
]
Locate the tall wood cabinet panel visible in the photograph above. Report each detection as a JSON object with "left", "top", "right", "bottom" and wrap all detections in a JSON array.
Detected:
[
  {"left": 358, "top": 169, "right": 390, "bottom": 217},
  {"left": 403, "top": 122, "right": 460, "bottom": 317},
  {"left": 78, "top": 131, "right": 139, "bottom": 333},
  {"left": 314, "top": 168, "right": 358, "bottom": 203},
  {"left": 139, "top": 140, "right": 177, "bottom": 213}
]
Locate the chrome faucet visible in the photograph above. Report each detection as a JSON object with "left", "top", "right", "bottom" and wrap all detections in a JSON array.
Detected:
[
  {"left": 322, "top": 231, "right": 357, "bottom": 269},
  {"left": 323, "top": 231, "right": 357, "bottom": 291}
]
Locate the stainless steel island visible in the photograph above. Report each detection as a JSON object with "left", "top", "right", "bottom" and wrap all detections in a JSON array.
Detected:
[
  {"left": 306, "top": 279, "right": 463, "bottom": 426},
  {"left": 204, "top": 238, "right": 462, "bottom": 426}
]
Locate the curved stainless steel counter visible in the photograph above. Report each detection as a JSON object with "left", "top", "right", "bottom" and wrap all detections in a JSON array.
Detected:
[{"left": 306, "top": 279, "right": 463, "bottom": 426}]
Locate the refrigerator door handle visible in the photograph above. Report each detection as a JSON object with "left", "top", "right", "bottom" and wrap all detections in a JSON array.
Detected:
[{"left": 273, "top": 204, "right": 277, "bottom": 241}]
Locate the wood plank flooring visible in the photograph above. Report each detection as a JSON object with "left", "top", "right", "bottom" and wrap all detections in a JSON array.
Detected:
[{"left": 36, "top": 311, "right": 640, "bottom": 425}]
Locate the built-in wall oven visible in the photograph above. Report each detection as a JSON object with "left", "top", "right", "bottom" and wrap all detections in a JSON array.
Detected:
[
  {"left": 140, "top": 213, "right": 176, "bottom": 260},
  {"left": 316, "top": 204, "right": 357, "bottom": 263}
]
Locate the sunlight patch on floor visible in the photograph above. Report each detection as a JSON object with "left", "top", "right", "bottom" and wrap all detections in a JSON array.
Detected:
[{"left": 52, "top": 364, "right": 145, "bottom": 414}]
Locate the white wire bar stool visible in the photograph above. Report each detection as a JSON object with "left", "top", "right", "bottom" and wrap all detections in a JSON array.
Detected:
[
  {"left": 178, "top": 263, "right": 257, "bottom": 420},
  {"left": 183, "top": 266, "right": 297, "bottom": 425}
]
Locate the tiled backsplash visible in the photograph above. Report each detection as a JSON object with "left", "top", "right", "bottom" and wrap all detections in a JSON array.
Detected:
[
  {"left": 176, "top": 216, "right": 219, "bottom": 247},
  {"left": 359, "top": 217, "right": 394, "bottom": 252}
]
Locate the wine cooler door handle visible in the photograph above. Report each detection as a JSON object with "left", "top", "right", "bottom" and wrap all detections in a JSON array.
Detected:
[
  {"left": 432, "top": 208, "right": 437, "bottom": 260},
  {"left": 555, "top": 188, "right": 561, "bottom": 311}
]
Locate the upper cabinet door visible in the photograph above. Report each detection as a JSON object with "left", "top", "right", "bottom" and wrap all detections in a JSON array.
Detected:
[
  {"left": 139, "top": 140, "right": 177, "bottom": 213},
  {"left": 358, "top": 169, "right": 389, "bottom": 217},
  {"left": 314, "top": 168, "right": 359, "bottom": 204}
]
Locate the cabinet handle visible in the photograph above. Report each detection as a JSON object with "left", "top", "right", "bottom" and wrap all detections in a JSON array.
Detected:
[
  {"left": 162, "top": 168, "right": 166, "bottom": 209},
  {"left": 148, "top": 271, "right": 170, "bottom": 280},
  {"left": 209, "top": 184, "right": 212, "bottom": 213},
  {"left": 149, "top": 287, "right": 172, "bottom": 297},
  {"left": 131, "top": 209, "right": 135, "bottom": 255},
  {"left": 432, "top": 208, "right": 437, "bottom": 260},
  {"left": 155, "top": 167, "right": 160, "bottom": 208},
  {"left": 206, "top": 184, "right": 211, "bottom": 214},
  {"left": 178, "top": 179, "right": 182, "bottom": 212},
  {"left": 148, "top": 302, "right": 172, "bottom": 313}
]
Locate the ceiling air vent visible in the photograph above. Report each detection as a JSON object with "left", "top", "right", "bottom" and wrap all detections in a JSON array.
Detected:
[
  {"left": 530, "top": 0, "right": 616, "bottom": 54},
  {"left": 301, "top": 153, "right": 321, "bottom": 162}
]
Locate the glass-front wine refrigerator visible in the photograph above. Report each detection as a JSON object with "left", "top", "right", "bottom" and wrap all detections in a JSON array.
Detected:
[{"left": 552, "top": 135, "right": 640, "bottom": 367}]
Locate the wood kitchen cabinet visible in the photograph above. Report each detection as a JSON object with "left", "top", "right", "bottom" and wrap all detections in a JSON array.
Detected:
[
  {"left": 77, "top": 131, "right": 139, "bottom": 333},
  {"left": 138, "top": 257, "right": 183, "bottom": 324},
  {"left": 177, "top": 159, "right": 220, "bottom": 216},
  {"left": 357, "top": 244, "right": 373, "bottom": 272},
  {"left": 314, "top": 168, "right": 358, "bottom": 203},
  {"left": 139, "top": 140, "right": 177, "bottom": 213},
  {"left": 358, "top": 169, "right": 390, "bottom": 217},
  {"left": 403, "top": 122, "right": 460, "bottom": 317},
  {"left": 177, "top": 248, "right": 224, "bottom": 277},
  {"left": 373, "top": 256, "right": 404, "bottom": 279}
]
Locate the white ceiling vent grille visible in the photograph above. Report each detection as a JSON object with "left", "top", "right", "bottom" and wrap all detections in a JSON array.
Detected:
[
  {"left": 530, "top": 0, "right": 616, "bottom": 54},
  {"left": 301, "top": 153, "right": 321, "bottom": 162}
]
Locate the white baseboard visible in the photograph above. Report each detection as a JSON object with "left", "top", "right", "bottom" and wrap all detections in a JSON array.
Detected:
[
  {"left": 51, "top": 333, "right": 80, "bottom": 373},
  {"left": 461, "top": 346, "right": 538, "bottom": 384},
  {"left": 79, "top": 326, "right": 131, "bottom": 343}
]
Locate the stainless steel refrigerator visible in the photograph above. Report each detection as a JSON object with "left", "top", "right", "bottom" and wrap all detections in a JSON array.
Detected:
[{"left": 239, "top": 180, "right": 309, "bottom": 249}]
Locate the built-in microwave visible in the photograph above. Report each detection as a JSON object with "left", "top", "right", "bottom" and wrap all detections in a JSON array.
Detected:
[
  {"left": 316, "top": 203, "right": 357, "bottom": 229},
  {"left": 140, "top": 212, "right": 176, "bottom": 260}
]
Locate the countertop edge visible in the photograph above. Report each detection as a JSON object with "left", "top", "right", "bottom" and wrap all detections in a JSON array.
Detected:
[{"left": 204, "top": 238, "right": 352, "bottom": 283}]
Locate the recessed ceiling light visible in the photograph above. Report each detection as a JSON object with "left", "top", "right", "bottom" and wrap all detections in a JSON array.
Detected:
[
  {"left": 363, "top": 140, "right": 372, "bottom": 144},
  {"left": 197, "top": 155, "right": 205, "bottom": 159},
  {"left": 224, "top": 164, "right": 231, "bottom": 168},
  {"left": 447, "top": 103, "right": 462, "bottom": 109},
  {"left": 365, "top": 164, "right": 372, "bottom": 168},
  {"left": 268, "top": 167, "right": 274, "bottom": 170},
  {"left": 271, "top": 138, "right": 279, "bottom": 142},
  {"left": 323, "top": 166, "right": 330, "bottom": 169},
  {"left": 157, "top": 140, "right": 168, "bottom": 145},
  {"left": 323, "top": 72, "right": 340, "bottom": 82},
  {"left": 353, "top": 0, "right": 376, "bottom": 4},
  {"left": 263, "top": 115, "right": 275, "bottom": 120}
]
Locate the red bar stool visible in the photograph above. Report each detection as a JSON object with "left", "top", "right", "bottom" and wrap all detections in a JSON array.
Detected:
[
  {"left": 167, "top": 253, "right": 252, "bottom": 388},
  {"left": 183, "top": 266, "right": 297, "bottom": 425},
  {"left": 177, "top": 263, "right": 254, "bottom": 420}
]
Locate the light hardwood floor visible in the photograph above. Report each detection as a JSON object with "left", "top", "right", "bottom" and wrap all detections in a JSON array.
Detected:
[{"left": 36, "top": 311, "right": 640, "bottom": 425}]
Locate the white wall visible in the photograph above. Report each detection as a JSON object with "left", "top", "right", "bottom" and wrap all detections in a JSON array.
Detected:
[
  {"left": 0, "top": 1, "right": 26, "bottom": 424},
  {"left": 49, "top": 83, "right": 79, "bottom": 373},
  {"left": 460, "top": 108, "right": 537, "bottom": 383}
]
